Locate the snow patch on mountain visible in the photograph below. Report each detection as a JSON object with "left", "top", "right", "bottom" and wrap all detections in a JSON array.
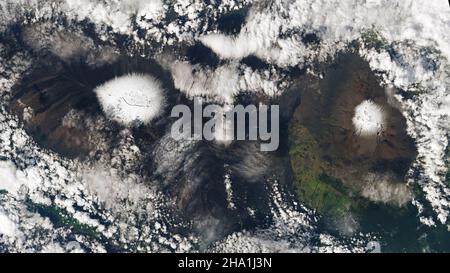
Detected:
[
  {"left": 353, "top": 100, "right": 385, "bottom": 137},
  {"left": 94, "top": 73, "right": 166, "bottom": 126}
]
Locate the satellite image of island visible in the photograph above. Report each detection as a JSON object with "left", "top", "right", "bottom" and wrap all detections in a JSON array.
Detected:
[{"left": 0, "top": 0, "right": 449, "bottom": 254}]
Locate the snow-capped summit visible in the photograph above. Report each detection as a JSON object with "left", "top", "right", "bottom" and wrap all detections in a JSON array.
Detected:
[
  {"left": 94, "top": 73, "right": 166, "bottom": 126},
  {"left": 352, "top": 100, "right": 385, "bottom": 137}
]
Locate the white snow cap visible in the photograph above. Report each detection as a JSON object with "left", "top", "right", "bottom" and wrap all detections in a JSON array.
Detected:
[
  {"left": 352, "top": 100, "right": 385, "bottom": 137},
  {"left": 94, "top": 73, "right": 166, "bottom": 126}
]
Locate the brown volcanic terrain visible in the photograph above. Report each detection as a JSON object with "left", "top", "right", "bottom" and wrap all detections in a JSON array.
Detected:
[
  {"left": 10, "top": 59, "right": 102, "bottom": 158},
  {"left": 288, "top": 53, "right": 417, "bottom": 219}
]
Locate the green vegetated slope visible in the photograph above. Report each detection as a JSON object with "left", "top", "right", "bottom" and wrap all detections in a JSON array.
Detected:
[
  {"left": 289, "top": 124, "right": 356, "bottom": 218},
  {"left": 360, "top": 28, "right": 389, "bottom": 52}
]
